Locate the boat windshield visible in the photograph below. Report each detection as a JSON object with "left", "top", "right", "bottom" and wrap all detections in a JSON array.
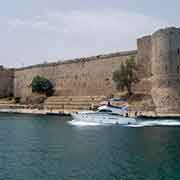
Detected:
[{"left": 98, "top": 109, "right": 112, "bottom": 113}]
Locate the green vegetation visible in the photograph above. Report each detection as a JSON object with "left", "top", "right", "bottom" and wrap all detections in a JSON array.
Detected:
[
  {"left": 31, "top": 76, "right": 54, "bottom": 96},
  {"left": 112, "top": 56, "right": 138, "bottom": 95}
]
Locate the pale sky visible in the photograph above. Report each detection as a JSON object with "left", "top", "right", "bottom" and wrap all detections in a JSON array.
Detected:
[{"left": 0, "top": 0, "right": 178, "bottom": 67}]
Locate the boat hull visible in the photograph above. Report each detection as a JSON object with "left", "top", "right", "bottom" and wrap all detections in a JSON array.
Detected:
[{"left": 71, "top": 112, "right": 136, "bottom": 125}]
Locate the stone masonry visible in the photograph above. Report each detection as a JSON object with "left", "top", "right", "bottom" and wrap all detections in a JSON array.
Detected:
[
  {"left": 151, "top": 27, "right": 180, "bottom": 114},
  {"left": 14, "top": 51, "right": 137, "bottom": 98},
  {"left": 0, "top": 66, "right": 14, "bottom": 98}
]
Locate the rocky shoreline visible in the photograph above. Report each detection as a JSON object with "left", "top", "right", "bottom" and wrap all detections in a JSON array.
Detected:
[
  {"left": 1, "top": 108, "right": 180, "bottom": 119},
  {"left": 0, "top": 108, "right": 70, "bottom": 116}
]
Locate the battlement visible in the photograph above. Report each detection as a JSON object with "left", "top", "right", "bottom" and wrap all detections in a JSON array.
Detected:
[
  {"left": 152, "top": 27, "right": 180, "bottom": 37},
  {"left": 15, "top": 50, "right": 137, "bottom": 71}
]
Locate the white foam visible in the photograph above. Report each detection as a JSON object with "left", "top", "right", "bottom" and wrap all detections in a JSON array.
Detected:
[
  {"left": 68, "top": 120, "right": 101, "bottom": 126},
  {"left": 125, "top": 120, "right": 180, "bottom": 127},
  {"left": 68, "top": 119, "right": 180, "bottom": 127}
]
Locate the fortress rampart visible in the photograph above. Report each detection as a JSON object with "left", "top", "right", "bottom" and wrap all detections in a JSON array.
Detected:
[
  {"left": 1, "top": 27, "right": 180, "bottom": 114},
  {"left": 14, "top": 51, "right": 137, "bottom": 98},
  {"left": 151, "top": 27, "right": 180, "bottom": 113}
]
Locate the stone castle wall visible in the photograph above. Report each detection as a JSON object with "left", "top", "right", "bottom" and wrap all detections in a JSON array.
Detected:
[
  {"left": 14, "top": 51, "right": 137, "bottom": 99},
  {"left": 2, "top": 26, "right": 180, "bottom": 115},
  {"left": 134, "top": 35, "right": 152, "bottom": 94},
  {"left": 0, "top": 66, "right": 14, "bottom": 97},
  {"left": 151, "top": 27, "right": 180, "bottom": 114},
  {"left": 137, "top": 35, "right": 152, "bottom": 79}
]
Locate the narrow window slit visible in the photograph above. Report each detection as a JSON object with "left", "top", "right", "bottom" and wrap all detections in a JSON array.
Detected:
[
  {"left": 177, "top": 48, "right": 180, "bottom": 55},
  {"left": 177, "top": 65, "right": 180, "bottom": 74}
]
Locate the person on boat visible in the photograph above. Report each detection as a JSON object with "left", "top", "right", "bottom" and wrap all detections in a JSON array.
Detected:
[{"left": 107, "top": 100, "right": 111, "bottom": 106}]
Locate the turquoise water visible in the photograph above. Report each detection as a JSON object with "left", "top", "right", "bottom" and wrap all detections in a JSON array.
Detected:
[{"left": 0, "top": 113, "right": 180, "bottom": 179}]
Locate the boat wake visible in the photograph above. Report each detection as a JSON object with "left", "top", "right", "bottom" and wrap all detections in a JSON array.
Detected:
[
  {"left": 125, "top": 120, "right": 180, "bottom": 127},
  {"left": 68, "top": 119, "right": 180, "bottom": 127}
]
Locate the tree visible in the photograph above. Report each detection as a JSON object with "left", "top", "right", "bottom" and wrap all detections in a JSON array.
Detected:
[
  {"left": 31, "top": 76, "right": 54, "bottom": 96},
  {"left": 112, "top": 56, "right": 138, "bottom": 95}
]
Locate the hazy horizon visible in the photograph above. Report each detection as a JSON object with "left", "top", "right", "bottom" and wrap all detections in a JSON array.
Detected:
[{"left": 0, "top": 0, "right": 178, "bottom": 67}]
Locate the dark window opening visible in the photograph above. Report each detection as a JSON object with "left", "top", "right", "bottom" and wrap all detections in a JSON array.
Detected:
[
  {"left": 177, "top": 65, "right": 180, "bottom": 74},
  {"left": 177, "top": 48, "right": 180, "bottom": 55}
]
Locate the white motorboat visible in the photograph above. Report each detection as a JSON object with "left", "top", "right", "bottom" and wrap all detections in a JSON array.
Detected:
[{"left": 71, "top": 104, "right": 136, "bottom": 125}]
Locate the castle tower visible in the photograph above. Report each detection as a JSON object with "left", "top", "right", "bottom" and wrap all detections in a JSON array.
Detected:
[{"left": 151, "top": 27, "right": 180, "bottom": 114}]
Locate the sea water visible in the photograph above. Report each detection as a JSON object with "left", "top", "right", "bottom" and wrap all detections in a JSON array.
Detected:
[{"left": 0, "top": 113, "right": 180, "bottom": 180}]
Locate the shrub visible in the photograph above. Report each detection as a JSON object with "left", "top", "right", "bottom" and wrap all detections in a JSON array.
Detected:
[
  {"left": 31, "top": 76, "right": 54, "bottom": 96},
  {"left": 113, "top": 56, "right": 138, "bottom": 95}
]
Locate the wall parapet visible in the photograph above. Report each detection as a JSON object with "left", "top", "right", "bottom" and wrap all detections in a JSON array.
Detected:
[{"left": 15, "top": 50, "right": 137, "bottom": 71}]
